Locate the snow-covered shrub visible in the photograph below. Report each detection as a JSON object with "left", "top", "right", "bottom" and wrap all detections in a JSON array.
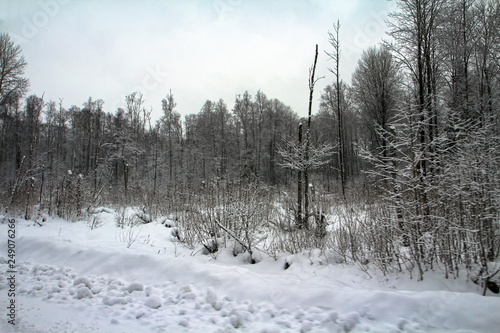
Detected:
[
  {"left": 202, "top": 239, "right": 219, "bottom": 255},
  {"left": 221, "top": 184, "right": 272, "bottom": 263},
  {"left": 115, "top": 208, "right": 139, "bottom": 228},
  {"left": 115, "top": 208, "right": 126, "bottom": 228},
  {"left": 160, "top": 217, "right": 176, "bottom": 228},
  {"left": 471, "top": 265, "right": 500, "bottom": 295},
  {"left": 267, "top": 194, "right": 328, "bottom": 256},
  {"left": 118, "top": 226, "right": 141, "bottom": 249},
  {"left": 174, "top": 182, "right": 274, "bottom": 263},
  {"left": 135, "top": 206, "right": 152, "bottom": 224},
  {"left": 88, "top": 214, "right": 103, "bottom": 230}
]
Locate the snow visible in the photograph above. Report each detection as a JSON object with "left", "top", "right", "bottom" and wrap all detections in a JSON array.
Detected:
[
  {"left": 0, "top": 211, "right": 499, "bottom": 332},
  {"left": 127, "top": 282, "right": 145, "bottom": 293},
  {"left": 75, "top": 286, "right": 93, "bottom": 299},
  {"left": 73, "top": 277, "right": 92, "bottom": 289},
  {"left": 144, "top": 295, "right": 162, "bottom": 309}
]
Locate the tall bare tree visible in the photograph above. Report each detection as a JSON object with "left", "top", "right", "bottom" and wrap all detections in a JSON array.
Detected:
[
  {"left": 352, "top": 46, "right": 402, "bottom": 167},
  {"left": 0, "top": 33, "right": 29, "bottom": 110},
  {"left": 0, "top": 33, "right": 29, "bottom": 192},
  {"left": 326, "top": 20, "right": 346, "bottom": 198}
]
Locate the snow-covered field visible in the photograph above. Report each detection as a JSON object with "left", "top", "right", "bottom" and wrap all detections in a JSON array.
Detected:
[{"left": 1, "top": 209, "right": 499, "bottom": 333}]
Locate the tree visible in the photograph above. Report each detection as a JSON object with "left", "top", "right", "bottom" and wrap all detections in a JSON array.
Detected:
[
  {"left": 387, "top": 0, "right": 446, "bottom": 179},
  {"left": 0, "top": 34, "right": 29, "bottom": 206},
  {"left": 440, "top": 0, "right": 475, "bottom": 124},
  {"left": 213, "top": 99, "right": 232, "bottom": 179},
  {"left": 233, "top": 91, "right": 257, "bottom": 182},
  {"left": 356, "top": 0, "right": 500, "bottom": 281},
  {"left": 21, "top": 95, "right": 43, "bottom": 218},
  {"left": 303, "top": 44, "right": 322, "bottom": 227},
  {"left": 325, "top": 20, "right": 346, "bottom": 197},
  {"left": 279, "top": 45, "right": 333, "bottom": 228},
  {"left": 470, "top": 0, "right": 499, "bottom": 126},
  {"left": 0, "top": 33, "right": 29, "bottom": 111},
  {"left": 161, "top": 91, "right": 181, "bottom": 187},
  {"left": 316, "top": 80, "right": 359, "bottom": 189},
  {"left": 352, "top": 46, "right": 402, "bottom": 185},
  {"left": 385, "top": 0, "right": 446, "bottom": 253}
]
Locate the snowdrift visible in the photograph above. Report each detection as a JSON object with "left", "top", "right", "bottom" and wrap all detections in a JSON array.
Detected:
[{"left": 1, "top": 213, "right": 499, "bottom": 332}]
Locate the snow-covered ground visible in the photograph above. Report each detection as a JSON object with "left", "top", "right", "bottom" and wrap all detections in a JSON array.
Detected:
[{"left": 1, "top": 209, "right": 499, "bottom": 333}]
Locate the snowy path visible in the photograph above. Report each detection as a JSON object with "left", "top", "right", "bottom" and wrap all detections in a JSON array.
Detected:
[{"left": 1, "top": 215, "right": 499, "bottom": 332}]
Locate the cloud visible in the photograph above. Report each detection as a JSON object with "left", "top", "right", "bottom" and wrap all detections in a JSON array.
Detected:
[{"left": 1, "top": 0, "right": 390, "bottom": 120}]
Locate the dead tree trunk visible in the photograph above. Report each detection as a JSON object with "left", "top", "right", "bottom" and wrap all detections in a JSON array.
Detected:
[
  {"left": 297, "top": 123, "right": 303, "bottom": 227},
  {"left": 304, "top": 44, "right": 320, "bottom": 228}
]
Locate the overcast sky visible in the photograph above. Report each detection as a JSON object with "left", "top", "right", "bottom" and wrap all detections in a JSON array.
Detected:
[{"left": 1, "top": 0, "right": 396, "bottom": 120}]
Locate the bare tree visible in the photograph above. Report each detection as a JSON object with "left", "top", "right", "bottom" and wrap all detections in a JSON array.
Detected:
[
  {"left": 279, "top": 45, "right": 333, "bottom": 229},
  {"left": 161, "top": 91, "right": 181, "bottom": 188},
  {"left": 304, "top": 44, "right": 323, "bottom": 227},
  {"left": 0, "top": 34, "right": 29, "bottom": 202},
  {"left": 325, "top": 20, "right": 346, "bottom": 198},
  {"left": 352, "top": 47, "right": 402, "bottom": 157},
  {"left": 0, "top": 33, "right": 29, "bottom": 110}
]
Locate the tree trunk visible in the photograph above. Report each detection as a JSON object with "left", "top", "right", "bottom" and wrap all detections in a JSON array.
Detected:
[{"left": 297, "top": 123, "right": 303, "bottom": 227}]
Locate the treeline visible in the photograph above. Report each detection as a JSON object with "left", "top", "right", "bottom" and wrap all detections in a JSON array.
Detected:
[
  {"left": 0, "top": 89, "right": 301, "bottom": 215},
  {"left": 0, "top": 85, "right": 366, "bottom": 219},
  {"left": 0, "top": 0, "right": 499, "bottom": 281}
]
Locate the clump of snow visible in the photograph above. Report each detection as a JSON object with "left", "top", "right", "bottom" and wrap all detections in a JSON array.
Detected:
[
  {"left": 284, "top": 255, "right": 294, "bottom": 269},
  {"left": 300, "top": 321, "right": 313, "bottom": 332},
  {"left": 102, "top": 295, "right": 129, "bottom": 306},
  {"left": 126, "top": 282, "right": 144, "bottom": 293},
  {"left": 229, "top": 313, "right": 243, "bottom": 328},
  {"left": 206, "top": 287, "right": 221, "bottom": 310},
  {"left": 260, "top": 327, "right": 280, "bottom": 333},
  {"left": 135, "top": 211, "right": 152, "bottom": 224},
  {"left": 49, "top": 286, "right": 62, "bottom": 294},
  {"left": 75, "top": 286, "right": 93, "bottom": 299},
  {"left": 202, "top": 239, "right": 219, "bottom": 255},
  {"left": 73, "top": 277, "right": 92, "bottom": 289},
  {"left": 170, "top": 228, "right": 181, "bottom": 241},
  {"left": 324, "top": 310, "right": 339, "bottom": 323},
  {"left": 177, "top": 284, "right": 197, "bottom": 300},
  {"left": 90, "top": 286, "right": 103, "bottom": 294},
  {"left": 144, "top": 286, "right": 153, "bottom": 297},
  {"left": 144, "top": 295, "right": 162, "bottom": 309},
  {"left": 397, "top": 318, "right": 408, "bottom": 330},
  {"left": 134, "top": 311, "right": 145, "bottom": 319},
  {"left": 342, "top": 311, "right": 360, "bottom": 332},
  {"left": 90, "top": 207, "right": 115, "bottom": 214}
]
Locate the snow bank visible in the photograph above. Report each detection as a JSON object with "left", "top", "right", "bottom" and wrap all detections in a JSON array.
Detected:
[{"left": 0, "top": 215, "right": 498, "bottom": 332}]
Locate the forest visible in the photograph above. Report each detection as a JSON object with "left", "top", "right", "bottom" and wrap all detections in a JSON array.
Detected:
[{"left": 1, "top": 0, "right": 499, "bottom": 284}]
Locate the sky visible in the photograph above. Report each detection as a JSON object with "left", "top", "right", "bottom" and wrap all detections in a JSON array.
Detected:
[{"left": 0, "top": 0, "right": 396, "bottom": 120}]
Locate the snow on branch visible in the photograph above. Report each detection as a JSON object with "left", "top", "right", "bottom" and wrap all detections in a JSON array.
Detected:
[{"left": 278, "top": 140, "right": 336, "bottom": 172}]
